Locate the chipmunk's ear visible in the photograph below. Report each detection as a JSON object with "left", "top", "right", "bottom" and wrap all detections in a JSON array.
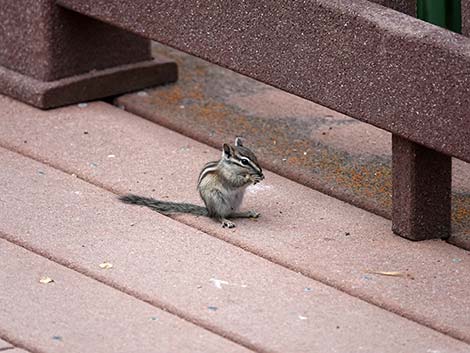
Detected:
[
  {"left": 235, "top": 137, "right": 243, "bottom": 147},
  {"left": 222, "top": 143, "right": 232, "bottom": 159}
]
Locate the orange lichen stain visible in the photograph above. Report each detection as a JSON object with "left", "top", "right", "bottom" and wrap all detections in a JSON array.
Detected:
[
  {"left": 288, "top": 156, "right": 300, "bottom": 165},
  {"left": 453, "top": 194, "right": 470, "bottom": 225},
  {"left": 196, "top": 103, "right": 232, "bottom": 125},
  {"left": 150, "top": 86, "right": 184, "bottom": 105},
  {"left": 351, "top": 170, "right": 364, "bottom": 184},
  {"left": 193, "top": 66, "right": 208, "bottom": 76},
  {"left": 188, "top": 87, "right": 205, "bottom": 101},
  {"left": 454, "top": 209, "right": 470, "bottom": 223}
]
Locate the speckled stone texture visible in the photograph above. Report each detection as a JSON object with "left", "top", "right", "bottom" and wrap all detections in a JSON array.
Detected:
[
  {"left": 371, "top": 0, "right": 415, "bottom": 15},
  {"left": 0, "top": 238, "right": 250, "bottom": 353},
  {"left": 0, "top": 0, "right": 177, "bottom": 108},
  {"left": 0, "top": 58, "right": 177, "bottom": 109},
  {"left": 0, "top": 1, "right": 151, "bottom": 81},
  {"left": 462, "top": 0, "right": 470, "bottom": 36},
  {"left": 392, "top": 135, "right": 452, "bottom": 240},
  {"left": 58, "top": 0, "right": 470, "bottom": 162},
  {"left": 1, "top": 97, "right": 470, "bottom": 345},
  {"left": 1, "top": 146, "right": 469, "bottom": 353}
]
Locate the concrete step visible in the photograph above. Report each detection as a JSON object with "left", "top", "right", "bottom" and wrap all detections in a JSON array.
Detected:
[
  {"left": 0, "top": 338, "right": 12, "bottom": 349},
  {"left": 0, "top": 96, "right": 469, "bottom": 348},
  {"left": 0, "top": 338, "right": 27, "bottom": 352},
  {"left": 0, "top": 238, "right": 250, "bottom": 353},
  {"left": 116, "top": 42, "right": 470, "bottom": 249}
]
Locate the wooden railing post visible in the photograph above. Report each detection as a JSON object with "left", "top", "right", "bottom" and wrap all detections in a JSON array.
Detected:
[
  {"left": 390, "top": 0, "right": 460, "bottom": 240},
  {"left": 0, "top": 0, "right": 177, "bottom": 109},
  {"left": 391, "top": 136, "right": 452, "bottom": 240}
]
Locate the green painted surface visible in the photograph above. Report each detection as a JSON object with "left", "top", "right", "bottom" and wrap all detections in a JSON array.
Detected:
[{"left": 417, "top": 0, "right": 461, "bottom": 33}]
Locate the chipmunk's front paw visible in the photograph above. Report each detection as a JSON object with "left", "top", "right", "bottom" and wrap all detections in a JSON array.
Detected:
[
  {"left": 250, "top": 174, "right": 264, "bottom": 185},
  {"left": 222, "top": 219, "right": 236, "bottom": 228}
]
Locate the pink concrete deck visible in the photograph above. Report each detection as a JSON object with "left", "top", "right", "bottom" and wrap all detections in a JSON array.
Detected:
[{"left": 1, "top": 95, "right": 470, "bottom": 352}]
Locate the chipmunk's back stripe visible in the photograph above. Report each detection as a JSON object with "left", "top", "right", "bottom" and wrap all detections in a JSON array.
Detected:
[{"left": 198, "top": 161, "right": 218, "bottom": 185}]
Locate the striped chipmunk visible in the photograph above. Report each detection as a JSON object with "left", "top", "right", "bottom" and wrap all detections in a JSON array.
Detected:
[{"left": 119, "top": 137, "right": 264, "bottom": 228}]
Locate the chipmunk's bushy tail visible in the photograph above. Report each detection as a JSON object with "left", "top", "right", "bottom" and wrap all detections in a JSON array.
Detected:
[{"left": 119, "top": 194, "right": 208, "bottom": 216}]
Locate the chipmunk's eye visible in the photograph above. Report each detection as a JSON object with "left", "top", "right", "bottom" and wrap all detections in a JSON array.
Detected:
[{"left": 241, "top": 159, "right": 249, "bottom": 165}]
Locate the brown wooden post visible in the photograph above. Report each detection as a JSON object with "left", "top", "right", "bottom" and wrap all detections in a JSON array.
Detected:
[
  {"left": 392, "top": 135, "right": 452, "bottom": 240},
  {"left": 0, "top": 0, "right": 177, "bottom": 109}
]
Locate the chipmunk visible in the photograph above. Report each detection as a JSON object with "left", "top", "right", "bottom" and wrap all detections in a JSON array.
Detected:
[{"left": 119, "top": 138, "right": 264, "bottom": 228}]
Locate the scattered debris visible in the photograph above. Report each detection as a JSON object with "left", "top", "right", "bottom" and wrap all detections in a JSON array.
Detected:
[
  {"left": 150, "top": 316, "right": 158, "bottom": 321},
  {"left": 210, "top": 278, "right": 229, "bottom": 289},
  {"left": 107, "top": 154, "right": 116, "bottom": 158},
  {"left": 208, "top": 306, "right": 218, "bottom": 311},
  {"left": 77, "top": 103, "right": 87, "bottom": 108},
  {"left": 298, "top": 315, "right": 308, "bottom": 320},
  {"left": 89, "top": 162, "right": 98, "bottom": 168},
  {"left": 39, "top": 276, "right": 54, "bottom": 284},
  {"left": 304, "top": 287, "right": 313, "bottom": 292},
  {"left": 99, "top": 262, "right": 113, "bottom": 270},
  {"left": 209, "top": 278, "right": 247, "bottom": 289},
  {"left": 83, "top": 131, "right": 88, "bottom": 135},
  {"left": 38, "top": 170, "right": 45, "bottom": 175},
  {"left": 52, "top": 335, "right": 62, "bottom": 341},
  {"left": 137, "top": 91, "right": 149, "bottom": 97},
  {"left": 367, "top": 271, "right": 405, "bottom": 277},
  {"left": 452, "top": 258, "right": 462, "bottom": 264}
]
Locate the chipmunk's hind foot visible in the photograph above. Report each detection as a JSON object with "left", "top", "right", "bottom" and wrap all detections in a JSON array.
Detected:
[{"left": 221, "top": 219, "right": 236, "bottom": 228}]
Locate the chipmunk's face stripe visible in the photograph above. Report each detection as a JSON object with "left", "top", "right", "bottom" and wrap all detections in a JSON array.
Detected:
[
  {"left": 233, "top": 155, "right": 262, "bottom": 174},
  {"left": 241, "top": 157, "right": 261, "bottom": 173}
]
